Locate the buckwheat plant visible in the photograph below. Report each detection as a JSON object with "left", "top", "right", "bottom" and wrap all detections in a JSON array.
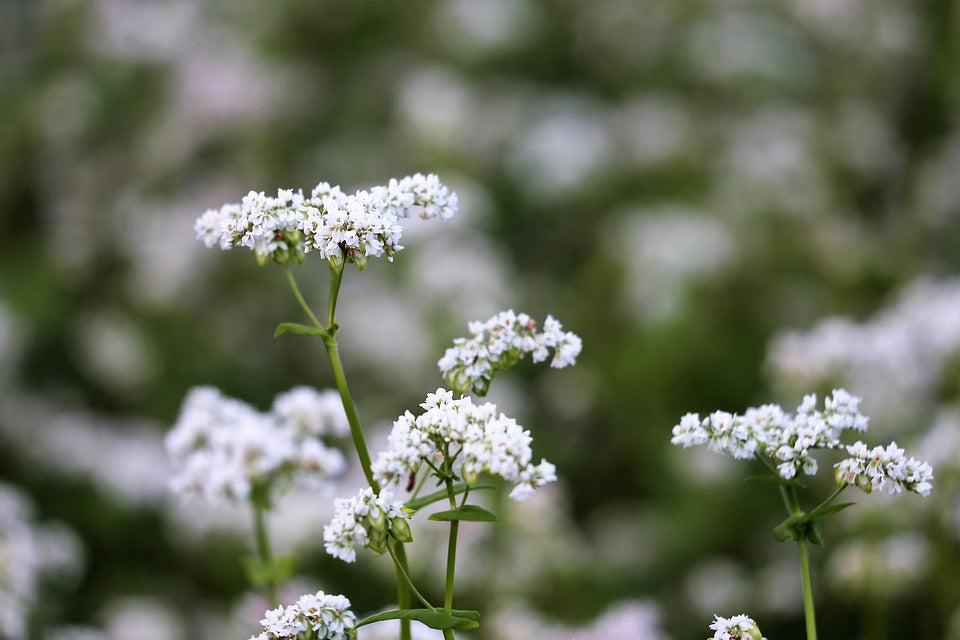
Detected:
[
  {"left": 169, "top": 173, "right": 581, "bottom": 640},
  {"left": 672, "top": 390, "right": 933, "bottom": 640}
]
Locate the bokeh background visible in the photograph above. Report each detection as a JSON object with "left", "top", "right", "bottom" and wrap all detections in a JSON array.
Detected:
[{"left": 2, "top": 0, "right": 960, "bottom": 638}]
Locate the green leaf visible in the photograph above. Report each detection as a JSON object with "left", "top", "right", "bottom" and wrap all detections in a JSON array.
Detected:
[
  {"left": 806, "top": 520, "right": 824, "bottom": 545},
  {"left": 273, "top": 322, "right": 326, "bottom": 338},
  {"left": 428, "top": 505, "right": 499, "bottom": 523},
  {"left": 743, "top": 475, "right": 806, "bottom": 489},
  {"left": 355, "top": 609, "right": 480, "bottom": 631},
  {"left": 805, "top": 502, "right": 855, "bottom": 522},
  {"left": 241, "top": 554, "right": 297, "bottom": 586},
  {"left": 772, "top": 514, "right": 804, "bottom": 543},
  {"left": 405, "top": 484, "right": 495, "bottom": 511}
]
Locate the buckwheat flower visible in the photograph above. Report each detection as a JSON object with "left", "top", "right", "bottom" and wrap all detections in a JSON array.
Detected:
[
  {"left": 438, "top": 310, "right": 582, "bottom": 395},
  {"left": 372, "top": 389, "right": 557, "bottom": 501},
  {"left": 271, "top": 386, "right": 349, "bottom": 439},
  {"left": 261, "top": 604, "right": 307, "bottom": 637},
  {"left": 323, "top": 488, "right": 411, "bottom": 563},
  {"left": 296, "top": 592, "right": 356, "bottom": 638},
  {"left": 196, "top": 174, "right": 456, "bottom": 269},
  {"left": 708, "top": 613, "right": 765, "bottom": 640},
  {"left": 834, "top": 441, "right": 933, "bottom": 496},
  {"left": 252, "top": 593, "right": 356, "bottom": 640},
  {"left": 671, "top": 389, "right": 873, "bottom": 480},
  {"left": 166, "top": 386, "right": 346, "bottom": 506}
]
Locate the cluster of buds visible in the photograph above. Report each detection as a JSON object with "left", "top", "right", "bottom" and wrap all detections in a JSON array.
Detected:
[{"left": 322, "top": 488, "right": 413, "bottom": 563}]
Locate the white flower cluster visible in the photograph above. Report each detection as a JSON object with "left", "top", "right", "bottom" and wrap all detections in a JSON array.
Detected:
[
  {"left": 767, "top": 278, "right": 960, "bottom": 429},
  {"left": 372, "top": 388, "right": 557, "bottom": 502},
  {"left": 835, "top": 441, "right": 933, "bottom": 496},
  {"left": 672, "top": 389, "right": 868, "bottom": 480},
  {"left": 195, "top": 173, "right": 457, "bottom": 267},
  {"left": 708, "top": 613, "right": 765, "bottom": 640},
  {"left": 166, "top": 386, "right": 348, "bottom": 505},
  {"left": 0, "top": 483, "right": 83, "bottom": 640},
  {"left": 322, "top": 487, "right": 411, "bottom": 563},
  {"left": 249, "top": 591, "right": 356, "bottom": 640},
  {"left": 438, "top": 310, "right": 582, "bottom": 395}
]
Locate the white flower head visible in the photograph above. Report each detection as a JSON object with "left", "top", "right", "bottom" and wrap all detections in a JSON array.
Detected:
[
  {"left": 834, "top": 440, "right": 933, "bottom": 496},
  {"left": 253, "top": 593, "right": 356, "bottom": 639},
  {"left": 709, "top": 613, "right": 765, "bottom": 640},
  {"left": 372, "top": 389, "right": 557, "bottom": 502},
  {"left": 671, "top": 388, "right": 877, "bottom": 481},
  {"left": 166, "top": 386, "right": 347, "bottom": 506},
  {"left": 196, "top": 174, "right": 456, "bottom": 269},
  {"left": 439, "top": 310, "right": 582, "bottom": 396}
]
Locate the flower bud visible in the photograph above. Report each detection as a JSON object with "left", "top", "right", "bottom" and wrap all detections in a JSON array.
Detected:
[
  {"left": 390, "top": 517, "right": 413, "bottom": 543},
  {"left": 327, "top": 252, "right": 345, "bottom": 272},
  {"left": 367, "top": 528, "right": 387, "bottom": 555},
  {"left": 366, "top": 504, "right": 386, "bottom": 532},
  {"left": 353, "top": 253, "right": 369, "bottom": 271}
]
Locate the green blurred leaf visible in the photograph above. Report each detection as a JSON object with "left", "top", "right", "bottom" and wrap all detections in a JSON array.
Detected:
[
  {"left": 356, "top": 609, "right": 480, "bottom": 630},
  {"left": 805, "top": 502, "right": 855, "bottom": 522},
  {"left": 428, "top": 505, "right": 499, "bottom": 523},
  {"left": 274, "top": 322, "right": 326, "bottom": 338},
  {"left": 241, "top": 554, "right": 297, "bottom": 586},
  {"left": 405, "top": 484, "right": 494, "bottom": 511}
]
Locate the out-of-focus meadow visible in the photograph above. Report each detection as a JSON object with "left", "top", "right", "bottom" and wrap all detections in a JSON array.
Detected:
[{"left": 2, "top": 0, "right": 960, "bottom": 638}]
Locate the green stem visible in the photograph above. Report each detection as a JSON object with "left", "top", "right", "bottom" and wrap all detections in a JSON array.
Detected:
[
  {"left": 787, "top": 486, "right": 817, "bottom": 640},
  {"left": 808, "top": 484, "right": 846, "bottom": 516},
  {"left": 442, "top": 477, "right": 460, "bottom": 640},
  {"left": 388, "top": 544, "right": 434, "bottom": 612},
  {"left": 252, "top": 503, "right": 278, "bottom": 607},
  {"left": 393, "top": 543, "right": 414, "bottom": 640},
  {"left": 327, "top": 265, "right": 344, "bottom": 329},
  {"left": 798, "top": 535, "right": 818, "bottom": 640},
  {"left": 284, "top": 266, "right": 324, "bottom": 330},
  {"left": 325, "top": 336, "right": 378, "bottom": 491}
]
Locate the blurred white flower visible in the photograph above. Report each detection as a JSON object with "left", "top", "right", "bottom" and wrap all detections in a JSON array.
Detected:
[
  {"left": 508, "top": 101, "right": 614, "bottom": 197},
  {"left": 827, "top": 534, "right": 929, "bottom": 596},
  {"left": 487, "top": 599, "right": 669, "bottom": 640},
  {"left": 166, "top": 386, "right": 347, "bottom": 505},
  {"left": 103, "top": 598, "right": 186, "bottom": 640},
  {"left": 433, "top": 0, "right": 541, "bottom": 59},
  {"left": 684, "top": 559, "right": 752, "bottom": 616},
  {"left": 612, "top": 207, "right": 736, "bottom": 323},
  {"left": 0, "top": 483, "right": 85, "bottom": 640},
  {"left": 0, "top": 393, "right": 172, "bottom": 506},
  {"left": 686, "top": 9, "right": 813, "bottom": 85},
  {"left": 74, "top": 309, "right": 158, "bottom": 395},
  {"left": 767, "top": 277, "right": 960, "bottom": 431}
]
